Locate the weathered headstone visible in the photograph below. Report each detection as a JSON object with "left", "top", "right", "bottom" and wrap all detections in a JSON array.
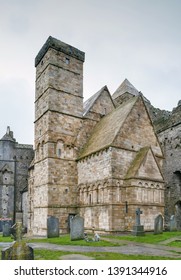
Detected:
[
  {"left": 132, "top": 208, "right": 145, "bottom": 236},
  {"left": 154, "top": 214, "right": 163, "bottom": 234},
  {"left": 1, "top": 222, "right": 34, "bottom": 260},
  {"left": 2, "top": 222, "right": 11, "bottom": 237},
  {"left": 169, "top": 215, "right": 177, "bottom": 231},
  {"left": 47, "top": 216, "right": 59, "bottom": 238},
  {"left": 1, "top": 219, "right": 12, "bottom": 234},
  {"left": 70, "top": 215, "right": 84, "bottom": 241}
]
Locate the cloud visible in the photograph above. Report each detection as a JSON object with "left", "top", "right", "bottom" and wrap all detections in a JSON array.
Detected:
[
  {"left": 0, "top": 78, "right": 34, "bottom": 144},
  {"left": 0, "top": 0, "right": 181, "bottom": 143}
]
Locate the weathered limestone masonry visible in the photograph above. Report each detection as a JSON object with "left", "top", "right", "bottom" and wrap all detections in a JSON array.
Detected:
[
  {"left": 29, "top": 37, "right": 85, "bottom": 236},
  {"left": 156, "top": 102, "right": 181, "bottom": 229},
  {"left": 78, "top": 96, "right": 164, "bottom": 232},
  {"left": 0, "top": 127, "right": 34, "bottom": 227},
  {"left": 112, "top": 79, "right": 181, "bottom": 230},
  {"left": 29, "top": 37, "right": 165, "bottom": 236}
]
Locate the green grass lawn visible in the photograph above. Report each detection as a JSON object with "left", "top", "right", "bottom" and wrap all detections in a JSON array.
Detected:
[
  {"left": 26, "top": 235, "right": 119, "bottom": 247},
  {"left": 105, "top": 231, "right": 181, "bottom": 244},
  {"left": 167, "top": 240, "right": 181, "bottom": 247},
  {"left": 1, "top": 231, "right": 181, "bottom": 260},
  {"left": 1, "top": 247, "right": 179, "bottom": 260},
  {"left": 34, "top": 249, "right": 179, "bottom": 260}
]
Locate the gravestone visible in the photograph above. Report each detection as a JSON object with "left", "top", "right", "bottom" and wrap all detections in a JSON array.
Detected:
[
  {"left": 132, "top": 208, "right": 145, "bottom": 236},
  {"left": 169, "top": 215, "right": 177, "bottom": 231},
  {"left": 70, "top": 215, "right": 84, "bottom": 241},
  {"left": 1, "top": 219, "right": 12, "bottom": 234},
  {"left": 154, "top": 214, "right": 163, "bottom": 234},
  {"left": 47, "top": 216, "right": 59, "bottom": 238},
  {"left": 2, "top": 221, "right": 12, "bottom": 237},
  {"left": 1, "top": 222, "right": 34, "bottom": 260}
]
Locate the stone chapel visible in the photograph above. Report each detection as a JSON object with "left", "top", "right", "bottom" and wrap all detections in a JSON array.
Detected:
[{"left": 28, "top": 36, "right": 165, "bottom": 236}]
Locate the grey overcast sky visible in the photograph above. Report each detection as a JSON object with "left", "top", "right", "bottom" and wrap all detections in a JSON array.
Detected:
[{"left": 0, "top": 0, "right": 181, "bottom": 144}]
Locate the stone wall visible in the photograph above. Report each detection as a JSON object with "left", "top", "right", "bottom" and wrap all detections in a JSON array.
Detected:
[
  {"left": 158, "top": 106, "right": 181, "bottom": 228},
  {"left": 29, "top": 37, "right": 168, "bottom": 235},
  {"left": 30, "top": 37, "right": 85, "bottom": 236},
  {"left": 78, "top": 147, "right": 164, "bottom": 232},
  {"left": 78, "top": 149, "right": 112, "bottom": 185},
  {"left": 0, "top": 128, "right": 34, "bottom": 223}
]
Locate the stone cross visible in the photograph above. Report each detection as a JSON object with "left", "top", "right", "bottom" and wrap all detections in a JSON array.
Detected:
[
  {"left": 135, "top": 208, "right": 143, "bottom": 226},
  {"left": 11, "top": 222, "right": 23, "bottom": 241},
  {"left": 2, "top": 221, "right": 34, "bottom": 260}
]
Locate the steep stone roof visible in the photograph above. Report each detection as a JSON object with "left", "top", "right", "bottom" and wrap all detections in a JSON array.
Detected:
[
  {"left": 112, "top": 78, "right": 139, "bottom": 100},
  {"left": 83, "top": 86, "right": 114, "bottom": 116},
  {"left": 79, "top": 96, "right": 138, "bottom": 159},
  {"left": 125, "top": 147, "right": 150, "bottom": 179},
  {"left": 35, "top": 36, "right": 85, "bottom": 66},
  {"left": 125, "top": 146, "right": 164, "bottom": 181}
]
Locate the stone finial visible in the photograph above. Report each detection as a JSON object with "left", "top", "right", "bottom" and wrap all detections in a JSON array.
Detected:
[
  {"left": 6, "top": 126, "right": 10, "bottom": 135},
  {"left": 6, "top": 126, "right": 14, "bottom": 139}
]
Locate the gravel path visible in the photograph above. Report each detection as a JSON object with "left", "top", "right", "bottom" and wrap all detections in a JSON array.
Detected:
[{"left": 1, "top": 237, "right": 181, "bottom": 259}]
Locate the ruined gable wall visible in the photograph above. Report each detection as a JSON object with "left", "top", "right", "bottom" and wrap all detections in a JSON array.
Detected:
[
  {"left": 158, "top": 122, "right": 181, "bottom": 226},
  {"left": 153, "top": 102, "right": 181, "bottom": 228}
]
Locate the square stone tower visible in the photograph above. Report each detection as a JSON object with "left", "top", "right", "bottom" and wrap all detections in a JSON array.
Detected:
[{"left": 30, "top": 36, "right": 85, "bottom": 236}]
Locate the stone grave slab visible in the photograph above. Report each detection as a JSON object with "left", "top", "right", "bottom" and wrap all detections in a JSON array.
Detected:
[
  {"left": 169, "top": 215, "right": 177, "bottom": 231},
  {"left": 70, "top": 215, "right": 84, "bottom": 241},
  {"left": 2, "top": 222, "right": 12, "bottom": 237},
  {"left": 1, "top": 241, "right": 34, "bottom": 260},
  {"left": 1, "top": 221, "right": 34, "bottom": 260},
  {"left": 154, "top": 214, "right": 163, "bottom": 234},
  {"left": 47, "top": 216, "right": 59, "bottom": 238}
]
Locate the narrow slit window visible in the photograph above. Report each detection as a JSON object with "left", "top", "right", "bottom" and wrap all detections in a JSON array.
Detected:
[
  {"left": 58, "top": 148, "right": 61, "bottom": 157},
  {"left": 65, "top": 58, "right": 70, "bottom": 64}
]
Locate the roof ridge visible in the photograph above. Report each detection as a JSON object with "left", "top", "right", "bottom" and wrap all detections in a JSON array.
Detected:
[
  {"left": 112, "top": 78, "right": 139, "bottom": 100},
  {"left": 83, "top": 85, "right": 112, "bottom": 116}
]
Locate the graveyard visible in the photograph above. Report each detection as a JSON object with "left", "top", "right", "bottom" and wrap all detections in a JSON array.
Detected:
[
  {"left": 0, "top": 231, "right": 181, "bottom": 260},
  {"left": 0, "top": 212, "right": 181, "bottom": 260}
]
